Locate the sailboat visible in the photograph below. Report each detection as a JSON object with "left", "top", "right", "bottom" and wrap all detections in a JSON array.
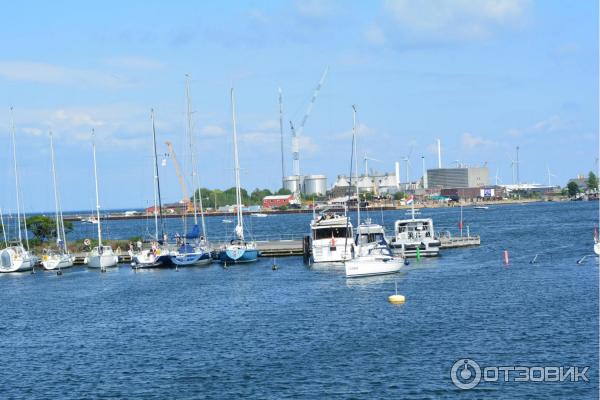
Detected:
[
  {"left": 41, "top": 131, "right": 74, "bottom": 270},
  {"left": 131, "top": 109, "right": 170, "bottom": 269},
  {"left": 87, "top": 129, "right": 118, "bottom": 270},
  {"left": 218, "top": 89, "right": 259, "bottom": 264},
  {"left": 169, "top": 75, "right": 211, "bottom": 267},
  {"left": 0, "top": 108, "right": 35, "bottom": 273},
  {"left": 344, "top": 105, "right": 403, "bottom": 278}
]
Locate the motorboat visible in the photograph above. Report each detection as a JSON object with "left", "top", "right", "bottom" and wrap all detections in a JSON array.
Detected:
[
  {"left": 251, "top": 213, "right": 268, "bottom": 217},
  {"left": 310, "top": 212, "right": 353, "bottom": 263},
  {"left": 389, "top": 217, "right": 440, "bottom": 257},
  {"left": 345, "top": 222, "right": 403, "bottom": 278}
]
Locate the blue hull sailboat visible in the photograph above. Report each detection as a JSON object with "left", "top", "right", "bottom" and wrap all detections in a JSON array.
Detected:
[{"left": 217, "top": 88, "right": 259, "bottom": 264}]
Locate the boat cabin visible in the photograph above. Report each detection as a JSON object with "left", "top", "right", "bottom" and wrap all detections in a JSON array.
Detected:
[{"left": 394, "top": 218, "right": 435, "bottom": 241}]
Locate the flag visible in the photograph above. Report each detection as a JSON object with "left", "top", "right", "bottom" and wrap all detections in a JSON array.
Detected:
[{"left": 406, "top": 195, "right": 414, "bottom": 205}]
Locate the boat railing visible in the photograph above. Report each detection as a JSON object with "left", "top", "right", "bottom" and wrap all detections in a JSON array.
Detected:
[{"left": 208, "top": 233, "right": 305, "bottom": 243}]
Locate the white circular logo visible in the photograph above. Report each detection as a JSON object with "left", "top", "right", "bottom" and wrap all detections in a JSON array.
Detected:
[{"left": 451, "top": 358, "right": 482, "bottom": 390}]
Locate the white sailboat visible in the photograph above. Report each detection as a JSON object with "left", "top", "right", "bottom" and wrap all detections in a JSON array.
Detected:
[
  {"left": 218, "top": 88, "right": 258, "bottom": 264},
  {"left": 169, "top": 75, "right": 211, "bottom": 266},
  {"left": 344, "top": 105, "right": 403, "bottom": 278},
  {"left": 87, "top": 129, "right": 118, "bottom": 270},
  {"left": 0, "top": 108, "right": 35, "bottom": 273},
  {"left": 41, "top": 131, "right": 74, "bottom": 270}
]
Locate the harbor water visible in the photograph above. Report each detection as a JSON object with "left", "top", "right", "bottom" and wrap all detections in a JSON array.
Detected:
[{"left": 1, "top": 201, "right": 598, "bottom": 398}]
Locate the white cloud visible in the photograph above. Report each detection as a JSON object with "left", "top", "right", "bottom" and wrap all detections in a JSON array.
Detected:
[
  {"left": 199, "top": 125, "right": 226, "bottom": 137},
  {"left": 239, "top": 131, "right": 278, "bottom": 144},
  {"left": 533, "top": 115, "right": 561, "bottom": 132},
  {"left": 298, "top": 136, "right": 319, "bottom": 154},
  {"left": 0, "top": 60, "right": 127, "bottom": 89},
  {"left": 462, "top": 132, "right": 497, "bottom": 150},
  {"left": 335, "top": 123, "right": 376, "bottom": 139},
  {"left": 258, "top": 119, "right": 280, "bottom": 130},
  {"left": 105, "top": 56, "right": 165, "bottom": 70},
  {"left": 382, "top": 0, "right": 530, "bottom": 42}
]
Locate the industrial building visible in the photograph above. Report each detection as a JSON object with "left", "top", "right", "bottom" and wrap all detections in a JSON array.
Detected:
[
  {"left": 440, "top": 186, "right": 506, "bottom": 201},
  {"left": 262, "top": 194, "right": 295, "bottom": 209},
  {"left": 283, "top": 174, "right": 328, "bottom": 196},
  {"left": 427, "top": 167, "right": 489, "bottom": 189}
]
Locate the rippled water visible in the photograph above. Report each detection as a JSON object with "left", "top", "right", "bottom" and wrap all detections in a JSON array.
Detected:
[{"left": 1, "top": 201, "right": 598, "bottom": 399}]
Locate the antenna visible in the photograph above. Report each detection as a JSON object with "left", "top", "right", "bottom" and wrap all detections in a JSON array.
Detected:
[{"left": 279, "top": 87, "right": 285, "bottom": 187}]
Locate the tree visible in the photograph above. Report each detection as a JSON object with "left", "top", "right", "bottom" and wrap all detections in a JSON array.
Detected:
[
  {"left": 587, "top": 171, "right": 598, "bottom": 191},
  {"left": 26, "top": 215, "right": 73, "bottom": 242},
  {"left": 567, "top": 181, "right": 580, "bottom": 197},
  {"left": 393, "top": 192, "right": 406, "bottom": 200},
  {"left": 276, "top": 188, "right": 292, "bottom": 195}
]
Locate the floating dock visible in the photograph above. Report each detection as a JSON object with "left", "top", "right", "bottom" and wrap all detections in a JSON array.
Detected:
[{"left": 439, "top": 235, "right": 481, "bottom": 249}]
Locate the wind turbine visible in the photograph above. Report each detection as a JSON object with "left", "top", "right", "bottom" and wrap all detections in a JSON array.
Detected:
[
  {"left": 495, "top": 168, "right": 502, "bottom": 185},
  {"left": 546, "top": 165, "right": 557, "bottom": 187},
  {"left": 402, "top": 145, "right": 414, "bottom": 186},
  {"left": 363, "top": 153, "right": 381, "bottom": 177}
]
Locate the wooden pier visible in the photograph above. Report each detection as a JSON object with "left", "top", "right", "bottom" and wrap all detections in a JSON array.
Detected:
[{"left": 439, "top": 235, "right": 481, "bottom": 249}]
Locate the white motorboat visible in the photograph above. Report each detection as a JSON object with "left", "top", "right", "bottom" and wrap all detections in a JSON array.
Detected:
[
  {"left": 87, "top": 129, "right": 118, "bottom": 270},
  {"left": 41, "top": 131, "right": 74, "bottom": 271},
  {"left": 81, "top": 217, "right": 98, "bottom": 224},
  {"left": 474, "top": 205, "right": 489, "bottom": 210},
  {"left": 343, "top": 106, "right": 403, "bottom": 278},
  {"left": 222, "top": 219, "right": 233, "bottom": 224},
  {"left": 310, "top": 213, "right": 353, "bottom": 263},
  {"left": 1, "top": 108, "right": 35, "bottom": 273},
  {"left": 251, "top": 213, "right": 268, "bottom": 217},
  {"left": 595, "top": 242, "right": 600, "bottom": 256},
  {"left": 389, "top": 217, "right": 440, "bottom": 257}
]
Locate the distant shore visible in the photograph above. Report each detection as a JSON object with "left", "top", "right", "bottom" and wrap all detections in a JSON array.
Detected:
[{"left": 61, "top": 197, "right": 566, "bottom": 222}]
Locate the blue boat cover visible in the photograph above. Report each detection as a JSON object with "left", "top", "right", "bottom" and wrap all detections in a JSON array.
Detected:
[{"left": 185, "top": 224, "right": 200, "bottom": 239}]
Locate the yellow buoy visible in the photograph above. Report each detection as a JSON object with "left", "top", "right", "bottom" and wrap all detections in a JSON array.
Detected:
[{"left": 388, "top": 294, "right": 406, "bottom": 304}]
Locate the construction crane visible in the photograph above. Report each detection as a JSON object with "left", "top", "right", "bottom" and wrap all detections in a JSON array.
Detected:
[{"left": 165, "top": 140, "right": 192, "bottom": 212}]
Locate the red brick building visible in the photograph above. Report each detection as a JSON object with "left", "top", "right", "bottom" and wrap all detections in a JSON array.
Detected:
[{"left": 262, "top": 194, "right": 294, "bottom": 208}]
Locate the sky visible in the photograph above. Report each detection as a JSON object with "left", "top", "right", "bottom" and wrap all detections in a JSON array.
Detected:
[{"left": 0, "top": 0, "right": 597, "bottom": 212}]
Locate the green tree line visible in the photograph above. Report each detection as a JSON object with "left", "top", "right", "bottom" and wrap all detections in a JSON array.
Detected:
[{"left": 191, "top": 187, "right": 292, "bottom": 208}]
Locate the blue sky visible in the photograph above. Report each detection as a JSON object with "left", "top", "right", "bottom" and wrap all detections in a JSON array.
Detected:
[{"left": 0, "top": 0, "right": 597, "bottom": 212}]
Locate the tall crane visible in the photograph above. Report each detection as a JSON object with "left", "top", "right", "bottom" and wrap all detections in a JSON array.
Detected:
[
  {"left": 289, "top": 66, "right": 329, "bottom": 200},
  {"left": 165, "top": 140, "right": 191, "bottom": 211},
  {"left": 291, "top": 67, "right": 329, "bottom": 177}
]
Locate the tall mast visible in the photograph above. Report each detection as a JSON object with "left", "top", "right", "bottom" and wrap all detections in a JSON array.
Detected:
[
  {"left": 9, "top": 107, "right": 22, "bottom": 245},
  {"left": 185, "top": 74, "right": 207, "bottom": 241},
  {"left": 185, "top": 75, "right": 198, "bottom": 225},
  {"left": 279, "top": 87, "right": 285, "bottom": 187},
  {"left": 352, "top": 105, "right": 360, "bottom": 231},
  {"left": 151, "top": 109, "right": 165, "bottom": 241},
  {"left": 91, "top": 129, "right": 102, "bottom": 246},
  {"left": 0, "top": 207, "right": 6, "bottom": 248},
  {"left": 49, "top": 131, "right": 62, "bottom": 245},
  {"left": 231, "top": 88, "right": 244, "bottom": 240}
]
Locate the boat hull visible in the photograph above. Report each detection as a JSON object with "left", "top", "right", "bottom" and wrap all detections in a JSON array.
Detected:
[
  {"left": 0, "top": 247, "right": 34, "bottom": 273},
  {"left": 389, "top": 241, "right": 440, "bottom": 258},
  {"left": 169, "top": 251, "right": 212, "bottom": 266},
  {"left": 595, "top": 242, "right": 600, "bottom": 256},
  {"left": 218, "top": 248, "right": 259, "bottom": 263},
  {"left": 41, "top": 254, "right": 74, "bottom": 270},
  {"left": 88, "top": 254, "right": 118, "bottom": 269},
  {"left": 345, "top": 256, "right": 403, "bottom": 278}
]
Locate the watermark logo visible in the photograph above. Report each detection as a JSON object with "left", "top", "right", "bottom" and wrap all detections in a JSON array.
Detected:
[{"left": 451, "top": 359, "right": 590, "bottom": 390}]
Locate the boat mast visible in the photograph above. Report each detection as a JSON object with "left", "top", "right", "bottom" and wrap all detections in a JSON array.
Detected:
[
  {"left": 49, "top": 131, "right": 62, "bottom": 247},
  {"left": 231, "top": 88, "right": 244, "bottom": 241},
  {"left": 185, "top": 74, "right": 207, "bottom": 242},
  {"left": 279, "top": 87, "right": 285, "bottom": 187},
  {"left": 91, "top": 129, "right": 102, "bottom": 246},
  {"left": 0, "top": 207, "right": 6, "bottom": 248},
  {"left": 9, "top": 107, "right": 23, "bottom": 246},
  {"left": 352, "top": 105, "right": 360, "bottom": 235},
  {"left": 151, "top": 109, "right": 165, "bottom": 241}
]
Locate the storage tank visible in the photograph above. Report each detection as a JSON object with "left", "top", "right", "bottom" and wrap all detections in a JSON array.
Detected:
[
  {"left": 283, "top": 175, "right": 301, "bottom": 194},
  {"left": 303, "top": 174, "right": 327, "bottom": 196}
]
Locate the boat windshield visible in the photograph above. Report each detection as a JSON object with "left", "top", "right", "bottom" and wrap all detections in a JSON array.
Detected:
[
  {"left": 356, "top": 232, "right": 386, "bottom": 245},
  {"left": 313, "top": 227, "right": 352, "bottom": 240}
]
